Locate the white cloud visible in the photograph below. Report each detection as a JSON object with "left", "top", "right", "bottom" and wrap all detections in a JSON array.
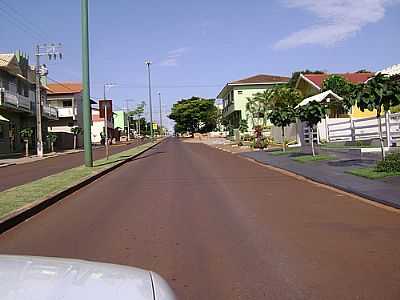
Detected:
[
  {"left": 160, "top": 47, "right": 189, "bottom": 66},
  {"left": 274, "top": 0, "right": 398, "bottom": 49}
]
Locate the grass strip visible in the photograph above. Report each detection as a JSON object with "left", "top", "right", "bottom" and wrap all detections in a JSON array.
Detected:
[
  {"left": 269, "top": 149, "right": 299, "bottom": 156},
  {"left": 0, "top": 142, "right": 156, "bottom": 219},
  {"left": 292, "top": 154, "right": 335, "bottom": 163},
  {"left": 346, "top": 167, "right": 400, "bottom": 179}
]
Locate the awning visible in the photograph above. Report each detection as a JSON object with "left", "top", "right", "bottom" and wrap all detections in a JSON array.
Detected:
[
  {"left": 295, "top": 90, "right": 343, "bottom": 108},
  {"left": 0, "top": 114, "right": 10, "bottom": 122}
]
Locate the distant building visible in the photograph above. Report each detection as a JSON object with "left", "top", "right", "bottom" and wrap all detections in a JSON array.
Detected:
[
  {"left": 91, "top": 106, "right": 114, "bottom": 144},
  {"left": 0, "top": 52, "right": 58, "bottom": 154},
  {"left": 217, "top": 74, "right": 289, "bottom": 131},
  {"left": 295, "top": 72, "right": 375, "bottom": 118},
  {"left": 47, "top": 82, "right": 96, "bottom": 149}
]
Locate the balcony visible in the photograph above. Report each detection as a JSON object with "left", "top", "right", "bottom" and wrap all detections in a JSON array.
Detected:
[
  {"left": 43, "top": 105, "right": 58, "bottom": 120},
  {"left": 0, "top": 89, "right": 33, "bottom": 113},
  {"left": 57, "top": 107, "right": 77, "bottom": 119}
]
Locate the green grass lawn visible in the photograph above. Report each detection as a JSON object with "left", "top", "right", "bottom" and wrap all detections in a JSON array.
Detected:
[
  {"left": 0, "top": 141, "right": 156, "bottom": 219},
  {"left": 292, "top": 154, "right": 335, "bottom": 163},
  {"left": 269, "top": 148, "right": 300, "bottom": 156},
  {"left": 347, "top": 167, "right": 400, "bottom": 179}
]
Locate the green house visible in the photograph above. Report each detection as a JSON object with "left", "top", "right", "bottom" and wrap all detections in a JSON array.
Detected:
[{"left": 217, "top": 74, "right": 289, "bottom": 132}]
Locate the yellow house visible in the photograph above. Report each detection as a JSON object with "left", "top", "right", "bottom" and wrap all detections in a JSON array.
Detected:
[{"left": 295, "top": 72, "right": 376, "bottom": 118}]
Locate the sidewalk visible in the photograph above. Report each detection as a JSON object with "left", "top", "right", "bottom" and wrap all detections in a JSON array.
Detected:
[{"left": 240, "top": 150, "right": 400, "bottom": 209}]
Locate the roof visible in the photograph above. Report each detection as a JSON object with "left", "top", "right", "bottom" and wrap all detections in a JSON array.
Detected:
[
  {"left": 301, "top": 72, "right": 374, "bottom": 89},
  {"left": 378, "top": 64, "right": 400, "bottom": 76},
  {"left": 47, "top": 82, "right": 83, "bottom": 94},
  {"left": 217, "top": 74, "right": 289, "bottom": 98},
  {"left": 0, "top": 53, "right": 15, "bottom": 67},
  {"left": 230, "top": 74, "right": 290, "bottom": 85},
  {"left": 296, "top": 90, "right": 343, "bottom": 108}
]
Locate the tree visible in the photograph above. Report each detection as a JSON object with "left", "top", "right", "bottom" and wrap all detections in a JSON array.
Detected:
[
  {"left": 20, "top": 128, "right": 33, "bottom": 157},
  {"left": 238, "top": 119, "right": 248, "bottom": 133},
  {"left": 321, "top": 75, "right": 356, "bottom": 113},
  {"left": 351, "top": 73, "right": 400, "bottom": 160},
  {"left": 70, "top": 127, "right": 83, "bottom": 150},
  {"left": 246, "top": 89, "right": 275, "bottom": 128},
  {"left": 268, "top": 87, "right": 303, "bottom": 152},
  {"left": 46, "top": 132, "right": 57, "bottom": 153},
  {"left": 169, "top": 97, "right": 218, "bottom": 135},
  {"left": 128, "top": 101, "right": 146, "bottom": 137},
  {"left": 297, "top": 101, "right": 326, "bottom": 157}
]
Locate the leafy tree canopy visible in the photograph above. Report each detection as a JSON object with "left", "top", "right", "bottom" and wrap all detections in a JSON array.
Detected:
[
  {"left": 268, "top": 87, "right": 303, "bottom": 129},
  {"left": 321, "top": 75, "right": 357, "bottom": 112},
  {"left": 297, "top": 100, "right": 326, "bottom": 128},
  {"left": 169, "top": 97, "right": 218, "bottom": 134}
]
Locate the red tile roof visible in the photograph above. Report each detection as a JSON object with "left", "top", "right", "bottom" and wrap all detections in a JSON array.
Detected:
[
  {"left": 230, "top": 74, "right": 290, "bottom": 84},
  {"left": 47, "top": 82, "right": 83, "bottom": 94},
  {"left": 303, "top": 73, "right": 374, "bottom": 88}
]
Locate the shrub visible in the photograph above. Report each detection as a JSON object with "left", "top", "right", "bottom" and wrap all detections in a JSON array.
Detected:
[{"left": 377, "top": 152, "right": 400, "bottom": 172}]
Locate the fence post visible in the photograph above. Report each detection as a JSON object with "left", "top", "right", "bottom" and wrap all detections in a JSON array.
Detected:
[
  {"left": 385, "top": 111, "right": 391, "bottom": 147},
  {"left": 325, "top": 116, "right": 330, "bottom": 143},
  {"left": 350, "top": 116, "right": 356, "bottom": 142}
]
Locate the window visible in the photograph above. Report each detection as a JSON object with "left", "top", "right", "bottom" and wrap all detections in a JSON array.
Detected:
[
  {"left": 0, "top": 124, "right": 4, "bottom": 139},
  {"left": 63, "top": 100, "right": 72, "bottom": 107}
]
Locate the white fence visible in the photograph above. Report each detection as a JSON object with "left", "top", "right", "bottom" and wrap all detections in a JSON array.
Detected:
[{"left": 325, "top": 112, "right": 400, "bottom": 145}]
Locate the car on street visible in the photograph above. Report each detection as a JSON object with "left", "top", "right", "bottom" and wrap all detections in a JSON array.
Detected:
[{"left": 0, "top": 255, "right": 177, "bottom": 300}]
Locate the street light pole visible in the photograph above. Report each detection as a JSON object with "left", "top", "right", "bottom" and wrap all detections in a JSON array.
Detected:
[
  {"left": 82, "top": 0, "right": 93, "bottom": 167},
  {"left": 158, "top": 92, "right": 163, "bottom": 136},
  {"left": 145, "top": 60, "right": 153, "bottom": 138}
]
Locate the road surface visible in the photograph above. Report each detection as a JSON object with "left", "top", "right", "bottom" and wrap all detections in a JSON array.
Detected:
[
  {"left": 0, "top": 140, "right": 147, "bottom": 192},
  {"left": 1, "top": 138, "right": 400, "bottom": 299}
]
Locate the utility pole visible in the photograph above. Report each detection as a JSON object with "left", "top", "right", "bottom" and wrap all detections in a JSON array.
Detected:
[
  {"left": 82, "top": 0, "right": 93, "bottom": 167},
  {"left": 35, "top": 43, "right": 62, "bottom": 157},
  {"left": 158, "top": 92, "right": 163, "bottom": 136},
  {"left": 125, "top": 100, "right": 130, "bottom": 141},
  {"left": 145, "top": 60, "right": 153, "bottom": 138}
]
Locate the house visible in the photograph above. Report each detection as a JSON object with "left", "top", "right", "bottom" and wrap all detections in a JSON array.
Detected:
[
  {"left": 0, "top": 52, "right": 58, "bottom": 155},
  {"left": 295, "top": 72, "right": 375, "bottom": 118},
  {"left": 217, "top": 74, "right": 290, "bottom": 131},
  {"left": 91, "top": 106, "right": 114, "bottom": 144}
]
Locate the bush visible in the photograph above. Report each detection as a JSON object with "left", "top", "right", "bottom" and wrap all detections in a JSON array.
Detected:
[{"left": 377, "top": 152, "right": 400, "bottom": 172}]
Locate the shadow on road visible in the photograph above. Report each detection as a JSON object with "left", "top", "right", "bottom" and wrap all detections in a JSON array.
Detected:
[{"left": 131, "top": 151, "right": 165, "bottom": 162}]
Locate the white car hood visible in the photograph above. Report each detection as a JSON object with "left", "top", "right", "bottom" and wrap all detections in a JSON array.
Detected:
[{"left": 0, "top": 255, "right": 175, "bottom": 300}]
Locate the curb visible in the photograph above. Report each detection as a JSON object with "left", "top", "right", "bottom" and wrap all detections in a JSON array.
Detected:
[{"left": 0, "top": 140, "right": 163, "bottom": 235}]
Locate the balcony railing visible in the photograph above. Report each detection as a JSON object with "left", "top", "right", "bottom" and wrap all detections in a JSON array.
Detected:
[
  {"left": 57, "top": 107, "right": 77, "bottom": 118},
  {"left": 43, "top": 105, "right": 58, "bottom": 120}
]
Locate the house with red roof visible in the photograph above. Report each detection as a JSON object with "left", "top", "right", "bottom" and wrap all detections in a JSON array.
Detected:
[
  {"left": 217, "top": 74, "right": 290, "bottom": 131},
  {"left": 295, "top": 72, "right": 375, "bottom": 118}
]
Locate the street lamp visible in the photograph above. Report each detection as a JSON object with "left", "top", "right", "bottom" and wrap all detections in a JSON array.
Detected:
[
  {"left": 145, "top": 60, "right": 153, "bottom": 138},
  {"left": 103, "top": 83, "right": 117, "bottom": 160}
]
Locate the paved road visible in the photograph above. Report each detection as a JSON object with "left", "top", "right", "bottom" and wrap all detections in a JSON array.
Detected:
[
  {"left": 0, "top": 140, "right": 147, "bottom": 192},
  {"left": 1, "top": 138, "right": 400, "bottom": 299}
]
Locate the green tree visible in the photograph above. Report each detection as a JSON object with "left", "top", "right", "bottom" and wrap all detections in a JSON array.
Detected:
[
  {"left": 169, "top": 97, "right": 218, "bottom": 135},
  {"left": 46, "top": 132, "right": 57, "bottom": 153},
  {"left": 297, "top": 101, "right": 326, "bottom": 157},
  {"left": 20, "top": 128, "right": 33, "bottom": 157},
  {"left": 71, "top": 127, "right": 83, "bottom": 150},
  {"left": 128, "top": 101, "right": 146, "bottom": 137},
  {"left": 351, "top": 73, "right": 400, "bottom": 160},
  {"left": 238, "top": 119, "right": 248, "bottom": 133},
  {"left": 268, "top": 87, "right": 303, "bottom": 152},
  {"left": 246, "top": 89, "right": 275, "bottom": 128},
  {"left": 321, "top": 75, "right": 356, "bottom": 112}
]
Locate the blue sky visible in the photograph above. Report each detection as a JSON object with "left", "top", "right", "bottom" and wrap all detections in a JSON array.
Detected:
[{"left": 0, "top": 0, "right": 399, "bottom": 130}]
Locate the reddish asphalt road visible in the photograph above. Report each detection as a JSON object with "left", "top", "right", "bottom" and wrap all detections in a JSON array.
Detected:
[
  {"left": 1, "top": 138, "right": 400, "bottom": 299},
  {"left": 0, "top": 139, "right": 147, "bottom": 192}
]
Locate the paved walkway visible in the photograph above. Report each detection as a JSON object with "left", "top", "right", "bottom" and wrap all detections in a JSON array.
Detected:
[
  {"left": 241, "top": 150, "right": 400, "bottom": 208},
  {"left": 0, "top": 140, "right": 148, "bottom": 192}
]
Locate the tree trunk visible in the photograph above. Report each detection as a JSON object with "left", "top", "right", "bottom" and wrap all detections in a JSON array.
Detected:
[
  {"left": 24, "top": 140, "right": 29, "bottom": 157},
  {"left": 377, "top": 108, "right": 385, "bottom": 160},
  {"left": 310, "top": 126, "right": 315, "bottom": 157},
  {"left": 73, "top": 135, "right": 77, "bottom": 150},
  {"left": 51, "top": 142, "right": 54, "bottom": 153},
  {"left": 282, "top": 126, "right": 286, "bottom": 152}
]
